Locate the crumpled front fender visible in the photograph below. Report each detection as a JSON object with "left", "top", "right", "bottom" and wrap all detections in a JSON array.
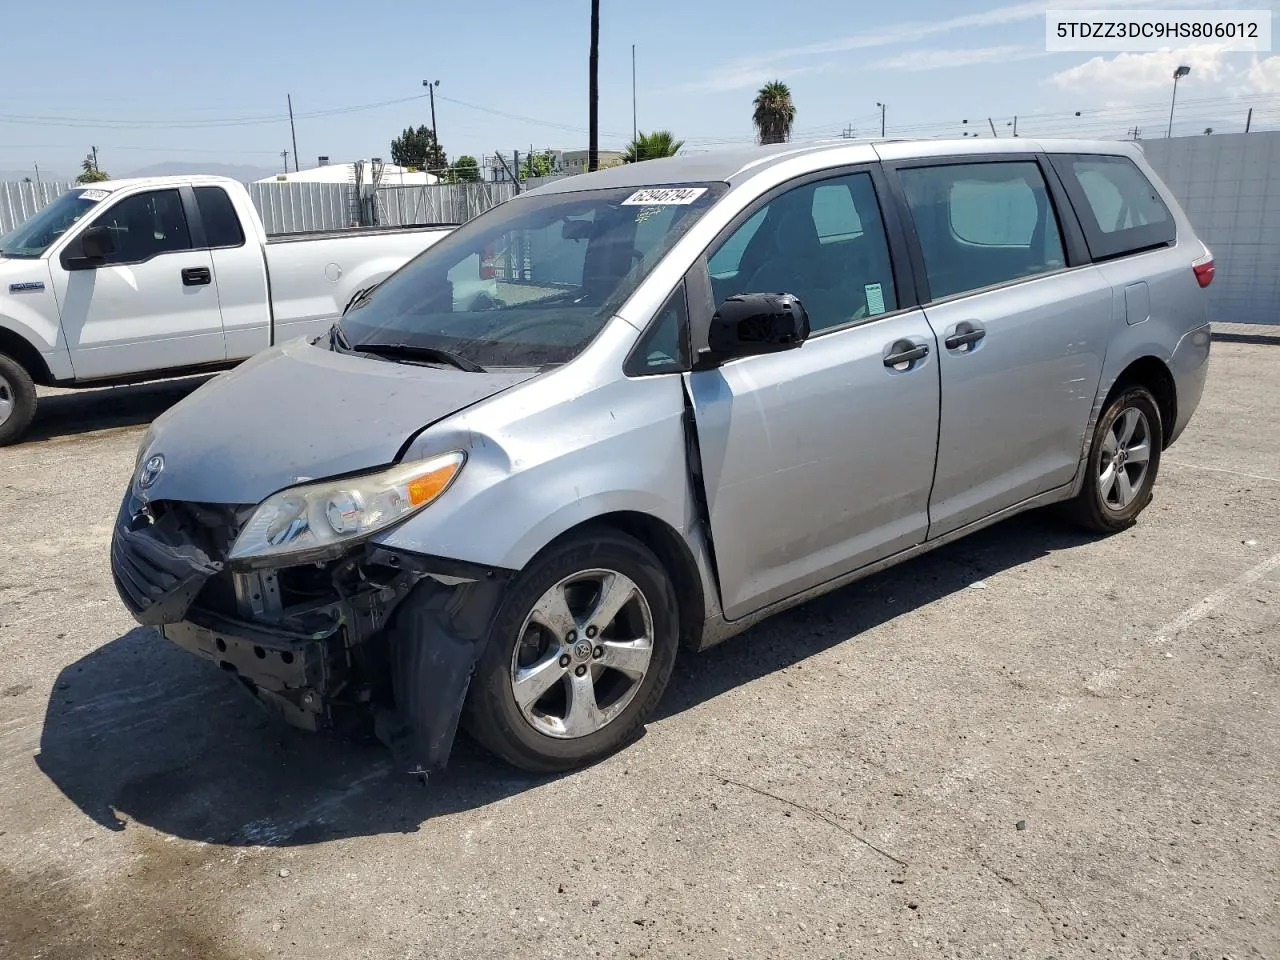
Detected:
[{"left": 372, "top": 551, "right": 513, "bottom": 777}]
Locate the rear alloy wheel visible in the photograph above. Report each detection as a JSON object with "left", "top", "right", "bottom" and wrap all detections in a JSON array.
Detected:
[
  {"left": 464, "top": 529, "right": 678, "bottom": 772},
  {"left": 0, "top": 353, "right": 37, "bottom": 447},
  {"left": 1066, "top": 385, "right": 1163, "bottom": 533}
]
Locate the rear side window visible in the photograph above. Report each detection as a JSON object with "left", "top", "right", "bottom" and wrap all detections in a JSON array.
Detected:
[
  {"left": 898, "top": 161, "right": 1066, "bottom": 300},
  {"left": 194, "top": 186, "right": 246, "bottom": 248},
  {"left": 1051, "top": 154, "right": 1174, "bottom": 261}
]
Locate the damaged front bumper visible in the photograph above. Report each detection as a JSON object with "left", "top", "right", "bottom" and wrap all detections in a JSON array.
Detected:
[{"left": 109, "top": 494, "right": 512, "bottom": 774}]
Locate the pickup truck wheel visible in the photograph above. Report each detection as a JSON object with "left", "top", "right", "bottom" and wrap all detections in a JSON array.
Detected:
[
  {"left": 463, "top": 529, "right": 678, "bottom": 773},
  {"left": 0, "top": 353, "right": 37, "bottom": 447},
  {"left": 1065, "top": 385, "right": 1163, "bottom": 533}
]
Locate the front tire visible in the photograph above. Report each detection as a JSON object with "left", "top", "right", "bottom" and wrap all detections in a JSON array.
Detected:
[
  {"left": 0, "top": 353, "right": 37, "bottom": 447},
  {"left": 1066, "top": 385, "right": 1163, "bottom": 533},
  {"left": 463, "top": 528, "right": 679, "bottom": 773}
]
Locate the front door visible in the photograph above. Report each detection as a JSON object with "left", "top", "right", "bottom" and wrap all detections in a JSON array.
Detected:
[
  {"left": 688, "top": 168, "right": 941, "bottom": 622},
  {"left": 52, "top": 187, "right": 226, "bottom": 380},
  {"left": 890, "top": 157, "right": 1113, "bottom": 538}
]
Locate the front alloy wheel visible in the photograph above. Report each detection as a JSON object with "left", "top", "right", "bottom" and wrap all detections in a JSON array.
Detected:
[
  {"left": 464, "top": 529, "right": 678, "bottom": 772},
  {"left": 511, "top": 569, "right": 655, "bottom": 739}
]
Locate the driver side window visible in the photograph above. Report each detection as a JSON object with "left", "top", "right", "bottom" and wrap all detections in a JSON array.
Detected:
[
  {"left": 706, "top": 172, "right": 898, "bottom": 333},
  {"left": 88, "top": 189, "right": 193, "bottom": 265}
]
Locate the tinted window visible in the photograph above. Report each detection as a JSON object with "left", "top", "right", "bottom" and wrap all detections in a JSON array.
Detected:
[
  {"left": 195, "top": 186, "right": 245, "bottom": 248},
  {"left": 341, "top": 183, "right": 723, "bottom": 368},
  {"left": 626, "top": 283, "right": 689, "bottom": 375},
  {"left": 1052, "top": 154, "right": 1175, "bottom": 260},
  {"left": 89, "top": 189, "right": 192, "bottom": 264},
  {"left": 707, "top": 172, "right": 897, "bottom": 333},
  {"left": 899, "top": 161, "right": 1066, "bottom": 300}
]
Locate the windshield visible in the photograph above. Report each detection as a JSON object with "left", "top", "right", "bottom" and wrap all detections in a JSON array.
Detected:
[
  {"left": 0, "top": 188, "right": 109, "bottom": 258},
  {"left": 339, "top": 182, "right": 725, "bottom": 368}
]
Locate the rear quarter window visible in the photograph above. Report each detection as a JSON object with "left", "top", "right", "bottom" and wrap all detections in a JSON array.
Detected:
[{"left": 1051, "top": 154, "right": 1175, "bottom": 261}]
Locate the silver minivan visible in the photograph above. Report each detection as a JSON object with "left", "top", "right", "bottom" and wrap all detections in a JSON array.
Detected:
[{"left": 111, "top": 138, "right": 1213, "bottom": 774}]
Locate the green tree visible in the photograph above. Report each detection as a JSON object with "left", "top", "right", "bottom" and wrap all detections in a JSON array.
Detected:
[
  {"left": 623, "top": 130, "right": 684, "bottom": 163},
  {"left": 752, "top": 81, "right": 796, "bottom": 145},
  {"left": 520, "top": 150, "right": 556, "bottom": 180},
  {"left": 390, "top": 125, "right": 447, "bottom": 172},
  {"left": 451, "top": 155, "right": 481, "bottom": 183},
  {"left": 76, "top": 154, "right": 109, "bottom": 183}
]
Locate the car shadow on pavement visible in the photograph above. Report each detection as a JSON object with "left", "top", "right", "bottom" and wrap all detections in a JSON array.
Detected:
[
  {"left": 35, "top": 512, "right": 1093, "bottom": 847},
  {"left": 26, "top": 375, "right": 215, "bottom": 443}
]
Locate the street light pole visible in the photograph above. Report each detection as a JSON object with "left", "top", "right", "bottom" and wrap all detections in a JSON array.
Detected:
[
  {"left": 1167, "top": 65, "right": 1190, "bottom": 138},
  {"left": 422, "top": 79, "right": 441, "bottom": 168},
  {"left": 876, "top": 102, "right": 886, "bottom": 137}
]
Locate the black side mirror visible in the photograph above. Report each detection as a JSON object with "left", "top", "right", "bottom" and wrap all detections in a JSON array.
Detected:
[
  {"left": 80, "top": 225, "right": 116, "bottom": 262},
  {"left": 705, "top": 293, "right": 809, "bottom": 364}
]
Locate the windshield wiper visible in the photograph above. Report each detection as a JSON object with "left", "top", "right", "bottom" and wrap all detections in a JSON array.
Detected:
[
  {"left": 329, "top": 319, "right": 353, "bottom": 352},
  {"left": 356, "top": 342, "right": 486, "bottom": 373}
]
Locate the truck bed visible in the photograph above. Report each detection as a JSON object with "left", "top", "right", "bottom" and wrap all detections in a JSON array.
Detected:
[{"left": 266, "top": 223, "right": 458, "bottom": 244}]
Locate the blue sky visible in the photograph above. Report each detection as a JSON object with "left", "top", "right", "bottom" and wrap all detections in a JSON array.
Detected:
[{"left": 2, "top": 0, "right": 1277, "bottom": 178}]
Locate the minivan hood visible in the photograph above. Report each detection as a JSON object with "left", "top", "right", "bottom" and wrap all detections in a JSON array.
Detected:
[{"left": 137, "top": 338, "right": 539, "bottom": 505}]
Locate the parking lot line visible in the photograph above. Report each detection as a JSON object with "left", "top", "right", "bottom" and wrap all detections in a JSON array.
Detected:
[
  {"left": 1152, "top": 550, "right": 1280, "bottom": 644},
  {"left": 1164, "top": 458, "right": 1280, "bottom": 485}
]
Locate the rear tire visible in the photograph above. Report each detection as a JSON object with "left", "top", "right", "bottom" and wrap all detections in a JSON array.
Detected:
[
  {"left": 1066, "top": 385, "right": 1163, "bottom": 533},
  {"left": 462, "top": 528, "right": 679, "bottom": 773},
  {"left": 0, "top": 353, "right": 37, "bottom": 447}
]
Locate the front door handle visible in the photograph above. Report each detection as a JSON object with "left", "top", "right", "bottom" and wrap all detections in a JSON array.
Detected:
[
  {"left": 181, "top": 266, "right": 212, "bottom": 286},
  {"left": 883, "top": 340, "right": 929, "bottom": 368},
  {"left": 944, "top": 321, "right": 986, "bottom": 351}
]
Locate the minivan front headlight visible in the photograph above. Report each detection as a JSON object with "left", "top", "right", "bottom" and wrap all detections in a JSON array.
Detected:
[{"left": 228, "top": 452, "right": 465, "bottom": 563}]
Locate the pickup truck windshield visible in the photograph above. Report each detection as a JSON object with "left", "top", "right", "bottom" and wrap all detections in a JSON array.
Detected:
[
  {"left": 340, "top": 183, "right": 724, "bottom": 368},
  {"left": 0, "top": 188, "right": 106, "bottom": 258}
]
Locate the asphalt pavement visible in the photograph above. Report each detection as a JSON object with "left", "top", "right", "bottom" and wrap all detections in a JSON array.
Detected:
[{"left": 1, "top": 345, "right": 1278, "bottom": 959}]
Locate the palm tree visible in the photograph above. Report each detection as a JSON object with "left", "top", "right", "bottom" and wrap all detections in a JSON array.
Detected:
[
  {"left": 753, "top": 81, "right": 796, "bottom": 145},
  {"left": 623, "top": 130, "right": 685, "bottom": 163}
]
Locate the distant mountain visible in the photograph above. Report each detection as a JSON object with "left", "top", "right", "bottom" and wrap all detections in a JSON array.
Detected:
[
  {"left": 122, "top": 161, "right": 279, "bottom": 182},
  {"left": 0, "top": 169, "right": 69, "bottom": 183}
]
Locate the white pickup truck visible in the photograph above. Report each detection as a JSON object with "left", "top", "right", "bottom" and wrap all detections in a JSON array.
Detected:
[{"left": 0, "top": 175, "right": 455, "bottom": 444}]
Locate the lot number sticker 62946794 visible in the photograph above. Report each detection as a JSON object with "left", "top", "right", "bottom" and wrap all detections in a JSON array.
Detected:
[{"left": 621, "top": 187, "right": 708, "bottom": 205}]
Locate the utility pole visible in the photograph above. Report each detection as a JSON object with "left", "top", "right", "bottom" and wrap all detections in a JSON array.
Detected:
[
  {"left": 33, "top": 162, "right": 41, "bottom": 186},
  {"left": 422, "top": 80, "right": 441, "bottom": 169},
  {"left": 632, "top": 44, "right": 637, "bottom": 144},
  {"left": 280, "top": 149, "right": 290, "bottom": 175},
  {"left": 1010, "top": 115, "right": 1018, "bottom": 137},
  {"left": 876, "top": 102, "right": 886, "bottom": 137},
  {"left": 842, "top": 123, "right": 856, "bottom": 138},
  {"left": 287, "top": 94, "right": 299, "bottom": 172},
  {"left": 589, "top": 0, "right": 600, "bottom": 172},
  {"left": 1246, "top": 107, "right": 1253, "bottom": 133},
  {"left": 90, "top": 145, "right": 99, "bottom": 172},
  {"left": 988, "top": 117, "right": 998, "bottom": 137}
]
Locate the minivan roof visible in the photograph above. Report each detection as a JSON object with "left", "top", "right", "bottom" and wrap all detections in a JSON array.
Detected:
[{"left": 529, "top": 137, "right": 1141, "bottom": 194}]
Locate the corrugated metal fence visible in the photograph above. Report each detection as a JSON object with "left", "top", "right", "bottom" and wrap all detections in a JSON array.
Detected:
[
  {"left": 0, "top": 180, "right": 76, "bottom": 235},
  {"left": 1142, "top": 131, "right": 1280, "bottom": 326},
  {"left": 0, "top": 179, "right": 550, "bottom": 237}
]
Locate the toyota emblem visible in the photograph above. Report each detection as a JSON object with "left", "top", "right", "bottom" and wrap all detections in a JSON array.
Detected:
[{"left": 139, "top": 454, "right": 165, "bottom": 490}]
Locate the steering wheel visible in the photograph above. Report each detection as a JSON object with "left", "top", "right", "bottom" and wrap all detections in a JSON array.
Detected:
[{"left": 469, "top": 291, "right": 507, "bottom": 311}]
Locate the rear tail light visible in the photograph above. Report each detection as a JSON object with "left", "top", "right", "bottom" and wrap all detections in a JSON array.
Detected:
[
  {"left": 479, "top": 242, "right": 496, "bottom": 280},
  {"left": 1192, "top": 256, "right": 1215, "bottom": 288}
]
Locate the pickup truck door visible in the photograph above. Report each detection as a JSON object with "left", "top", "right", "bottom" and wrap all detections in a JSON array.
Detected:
[
  {"left": 51, "top": 187, "right": 226, "bottom": 380},
  {"left": 192, "top": 184, "right": 271, "bottom": 360},
  {"left": 686, "top": 167, "right": 940, "bottom": 622}
]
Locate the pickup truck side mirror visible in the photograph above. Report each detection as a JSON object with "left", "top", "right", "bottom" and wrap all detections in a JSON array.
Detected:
[
  {"left": 79, "top": 225, "right": 116, "bottom": 262},
  {"left": 704, "top": 293, "right": 810, "bottom": 365}
]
